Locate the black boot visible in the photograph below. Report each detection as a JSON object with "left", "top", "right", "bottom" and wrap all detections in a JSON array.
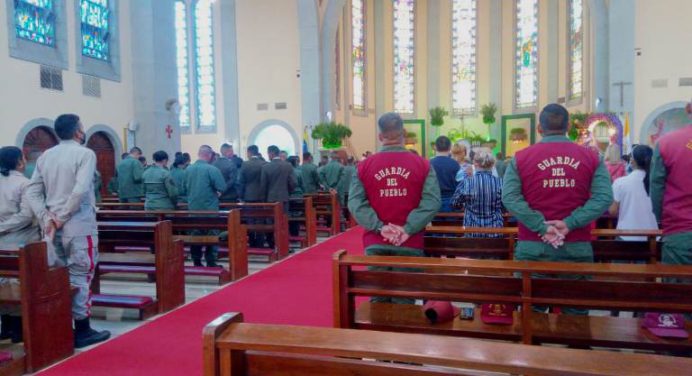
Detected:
[
  {"left": 74, "top": 318, "right": 111, "bottom": 349},
  {"left": 0, "top": 315, "right": 11, "bottom": 340},
  {"left": 10, "top": 316, "right": 22, "bottom": 343}
]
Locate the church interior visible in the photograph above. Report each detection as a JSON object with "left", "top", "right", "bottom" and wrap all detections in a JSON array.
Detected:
[{"left": 1, "top": 0, "right": 692, "bottom": 375}]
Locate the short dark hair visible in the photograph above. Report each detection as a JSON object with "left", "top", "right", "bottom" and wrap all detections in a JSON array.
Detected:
[
  {"left": 377, "top": 112, "right": 404, "bottom": 136},
  {"left": 435, "top": 136, "right": 452, "bottom": 152},
  {"left": 287, "top": 156, "right": 299, "bottom": 168},
  {"left": 539, "top": 104, "right": 569, "bottom": 134},
  {"left": 220, "top": 143, "right": 232, "bottom": 152},
  {"left": 138, "top": 156, "right": 147, "bottom": 163},
  {"left": 267, "top": 145, "right": 280, "bottom": 156},
  {"left": 54, "top": 114, "right": 80, "bottom": 140},
  {"left": 121, "top": 153, "right": 129, "bottom": 160},
  {"left": 302, "top": 152, "right": 312, "bottom": 161},
  {"left": 182, "top": 153, "right": 191, "bottom": 163},
  {"left": 0, "top": 146, "right": 23, "bottom": 177},
  {"left": 130, "top": 147, "right": 142, "bottom": 154},
  {"left": 247, "top": 145, "right": 259, "bottom": 155},
  {"left": 153, "top": 150, "right": 169, "bottom": 162}
]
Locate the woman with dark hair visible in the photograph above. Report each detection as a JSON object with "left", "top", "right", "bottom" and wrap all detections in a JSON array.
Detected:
[
  {"left": 142, "top": 151, "right": 178, "bottom": 210},
  {"left": 609, "top": 145, "right": 658, "bottom": 241},
  {"left": 0, "top": 146, "right": 40, "bottom": 343},
  {"left": 171, "top": 152, "right": 191, "bottom": 203}
]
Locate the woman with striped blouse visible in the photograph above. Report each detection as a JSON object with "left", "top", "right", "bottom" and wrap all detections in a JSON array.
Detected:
[{"left": 451, "top": 148, "right": 504, "bottom": 238}]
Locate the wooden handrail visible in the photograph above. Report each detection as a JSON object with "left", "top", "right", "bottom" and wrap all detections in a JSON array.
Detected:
[{"left": 425, "top": 225, "right": 663, "bottom": 237}]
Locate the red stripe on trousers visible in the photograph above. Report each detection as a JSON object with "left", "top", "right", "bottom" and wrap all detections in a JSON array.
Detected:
[{"left": 86, "top": 235, "right": 95, "bottom": 317}]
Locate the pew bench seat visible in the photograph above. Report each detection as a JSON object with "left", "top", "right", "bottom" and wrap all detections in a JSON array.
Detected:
[
  {"left": 247, "top": 247, "right": 278, "bottom": 262},
  {"left": 99, "top": 262, "right": 231, "bottom": 285},
  {"left": 92, "top": 294, "right": 158, "bottom": 320},
  {"left": 0, "top": 283, "right": 21, "bottom": 304},
  {"left": 355, "top": 302, "right": 692, "bottom": 352}
]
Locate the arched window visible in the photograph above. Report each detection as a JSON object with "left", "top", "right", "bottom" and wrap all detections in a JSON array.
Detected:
[
  {"left": 253, "top": 124, "right": 297, "bottom": 157},
  {"left": 568, "top": 0, "right": 583, "bottom": 102},
  {"left": 351, "top": 0, "right": 366, "bottom": 112},
  {"left": 174, "top": 0, "right": 217, "bottom": 131},
  {"left": 451, "top": 0, "right": 477, "bottom": 115},
  {"left": 175, "top": 0, "right": 191, "bottom": 129},
  {"left": 515, "top": 0, "right": 538, "bottom": 110},
  {"left": 80, "top": 0, "right": 111, "bottom": 61},
  {"left": 194, "top": 0, "right": 216, "bottom": 129},
  {"left": 393, "top": 0, "right": 415, "bottom": 114},
  {"left": 15, "top": 0, "right": 55, "bottom": 46}
]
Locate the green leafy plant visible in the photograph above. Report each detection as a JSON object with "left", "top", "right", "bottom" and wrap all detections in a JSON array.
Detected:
[
  {"left": 480, "top": 103, "right": 498, "bottom": 126},
  {"left": 429, "top": 106, "right": 449, "bottom": 127},
  {"left": 509, "top": 128, "right": 528, "bottom": 142},
  {"left": 311, "top": 122, "right": 352, "bottom": 149},
  {"left": 568, "top": 112, "right": 589, "bottom": 141}
]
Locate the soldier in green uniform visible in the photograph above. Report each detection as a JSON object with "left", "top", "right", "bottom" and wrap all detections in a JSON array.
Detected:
[
  {"left": 338, "top": 156, "right": 356, "bottom": 207},
  {"left": 213, "top": 143, "right": 239, "bottom": 203},
  {"left": 185, "top": 145, "right": 226, "bottom": 267},
  {"left": 348, "top": 112, "right": 441, "bottom": 304},
  {"left": 238, "top": 145, "right": 268, "bottom": 247},
  {"left": 287, "top": 156, "right": 304, "bottom": 237},
  {"left": 319, "top": 151, "right": 344, "bottom": 193},
  {"left": 170, "top": 153, "right": 190, "bottom": 203},
  {"left": 301, "top": 152, "right": 320, "bottom": 194},
  {"left": 502, "top": 104, "right": 613, "bottom": 315},
  {"left": 93, "top": 170, "right": 103, "bottom": 203},
  {"left": 650, "top": 109, "right": 692, "bottom": 283},
  {"left": 142, "top": 151, "right": 178, "bottom": 211},
  {"left": 116, "top": 147, "right": 144, "bottom": 203}
]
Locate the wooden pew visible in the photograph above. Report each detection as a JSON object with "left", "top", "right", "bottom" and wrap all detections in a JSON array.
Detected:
[
  {"left": 94, "top": 221, "right": 185, "bottom": 319},
  {"left": 431, "top": 212, "right": 513, "bottom": 227},
  {"left": 0, "top": 243, "right": 73, "bottom": 374},
  {"left": 202, "top": 312, "right": 692, "bottom": 376},
  {"left": 97, "top": 210, "right": 248, "bottom": 283},
  {"left": 306, "top": 192, "right": 341, "bottom": 236},
  {"left": 425, "top": 226, "right": 662, "bottom": 263},
  {"left": 333, "top": 251, "right": 692, "bottom": 352},
  {"left": 287, "top": 196, "right": 317, "bottom": 248},
  {"left": 97, "top": 203, "right": 288, "bottom": 261}
]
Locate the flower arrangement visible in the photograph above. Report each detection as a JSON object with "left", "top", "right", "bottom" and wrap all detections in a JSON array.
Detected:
[
  {"left": 509, "top": 128, "right": 528, "bottom": 143},
  {"left": 311, "top": 122, "right": 352, "bottom": 150},
  {"left": 429, "top": 106, "right": 449, "bottom": 127}
]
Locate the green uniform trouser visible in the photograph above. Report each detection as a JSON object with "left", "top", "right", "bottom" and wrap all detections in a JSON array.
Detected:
[
  {"left": 514, "top": 241, "right": 593, "bottom": 315},
  {"left": 119, "top": 197, "right": 142, "bottom": 203},
  {"left": 662, "top": 232, "right": 692, "bottom": 284},
  {"left": 365, "top": 244, "right": 424, "bottom": 304}
]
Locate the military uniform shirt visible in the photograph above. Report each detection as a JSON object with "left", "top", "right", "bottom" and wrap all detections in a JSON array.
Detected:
[{"left": 142, "top": 165, "right": 178, "bottom": 210}]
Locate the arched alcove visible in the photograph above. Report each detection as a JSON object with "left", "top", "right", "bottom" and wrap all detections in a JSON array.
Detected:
[
  {"left": 247, "top": 120, "right": 300, "bottom": 157},
  {"left": 639, "top": 101, "right": 690, "bottom": 146}
]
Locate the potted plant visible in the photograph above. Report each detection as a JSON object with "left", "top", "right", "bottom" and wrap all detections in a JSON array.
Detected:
[
  {"left": 429, "top": 106, "right": 448, "bottom": 127},
  {"left": 480, "top": 103, "right": 498, "bottom": 126},
  {"left": 405, "top": 131, "right": 418, "bottom": 146},
  {"left": 482, "top": 138, "right": 498, "bottom": 149},
  {"left": 509, "top": 128, "right": 528, "bottom": 143},
  {"left": 311, "top": 122, "right": 353, "bottom": 150}
]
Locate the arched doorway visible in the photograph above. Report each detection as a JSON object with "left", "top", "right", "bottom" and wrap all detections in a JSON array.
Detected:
[
  {"left": 87, "top": 131, "right": 116, "bottom": 197},
  {"left": 22, "top": 126, "right": 58, "bottom": 162},
  {"left": 248, "top": 120, "right": 299, "bottom": 157}
]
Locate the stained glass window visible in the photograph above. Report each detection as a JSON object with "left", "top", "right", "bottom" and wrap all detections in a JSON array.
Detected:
[
  {"left": 393, "top": 0, "right": 415, "bottom": 114},
  {"left": 175, "top": 1, "right": 190, "bottom": 128},
  {"left": 515, "top": 0, "right": 538, "bottom": 109},
  {"left": 195, "top": 0, "right": 216, "bottom": 128},
  {"left": 80, "top": 0, "right": 110, "bottom": 61},
  {"left": 451, "top": 0, "right": 477, "bottom": 115},
  {"left": 15, "top": 0, "right": 55, "bottom": 46},
  {"left": 351, "top": 0, "right": 366, "bottom": 112},
  {"left": 568, "top": 0, "right": 583, "bottom": 101}
]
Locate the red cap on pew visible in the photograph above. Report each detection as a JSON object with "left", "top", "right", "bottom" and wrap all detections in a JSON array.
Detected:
[
  {"left": 480, "top": 304, "right": 514, "bottom": 325},
  {"left": 422, "top": 301, "right": 460, "bottom": 324},
  {"left": 642, "top": 313, "right": 689, "bottom": 339}
]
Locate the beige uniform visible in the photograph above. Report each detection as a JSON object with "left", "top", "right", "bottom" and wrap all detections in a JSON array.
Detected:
[
  {"left": 0, "top": 171, "right": 40, "bottom": 248},
  {"left": 26, "top": 140, "right": 98, "bottom": 320}
]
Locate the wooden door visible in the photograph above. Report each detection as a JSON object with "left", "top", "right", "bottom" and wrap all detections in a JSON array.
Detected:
[
  {"left": 22, "top": 126, "right": 58, "bottom": 161},
  {"left": 87, "top": 132, "right": 116, "bottom": 196}
]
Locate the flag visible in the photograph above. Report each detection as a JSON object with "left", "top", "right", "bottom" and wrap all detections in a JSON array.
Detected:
[
  {"left": 303, "top": 126, "right": 309, "bottom": 154},
  {"left": 623, "top": 112, "right": 631, "bottom": 154}
]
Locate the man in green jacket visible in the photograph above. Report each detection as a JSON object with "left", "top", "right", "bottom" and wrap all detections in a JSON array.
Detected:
[
  {"left": 142, "top": 151, "right": 178, "bottom": 210},
  {"left": 502, "top": 104, "right": 613, "bottom": 315},
  {"left": 213, "top": 143, "right": 239, "bottom": 203},
  {"left": 348, "top": 112, "right": 441, "bottom": 304},
  {"left": 301, "top": 152, "right": 320, "bottom": 194},
  {"left": 338, "top": 156, "right": 356, "bottom": 207},
  {"left": 319, "top": 151, "right": 344, "bottom": 193},
  {"left": 116, "top": 147, "right": 144, "bottom": 203},
  {"left": 185, "top": 145, "right": 226, "bottom": 267}
]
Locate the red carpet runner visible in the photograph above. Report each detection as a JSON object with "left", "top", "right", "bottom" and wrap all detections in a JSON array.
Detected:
[{"left": 39, "top": 227, "right": 365, "bottom": 376}]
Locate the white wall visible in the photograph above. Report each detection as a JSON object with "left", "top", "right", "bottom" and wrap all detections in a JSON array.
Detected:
[
  {"left": 0, "top": 0, "right": 132, "bottom": 151},
  {"left": 634, "top": 0, "right": 692, "bottom": 142},
  {"left": 181, "top": 0, "right": 305, "bottom": 157}
]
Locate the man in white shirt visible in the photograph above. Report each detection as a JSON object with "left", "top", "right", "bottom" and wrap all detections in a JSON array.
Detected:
[{"left": 26, "top": 114, "right": 110, "bottom": 348}]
